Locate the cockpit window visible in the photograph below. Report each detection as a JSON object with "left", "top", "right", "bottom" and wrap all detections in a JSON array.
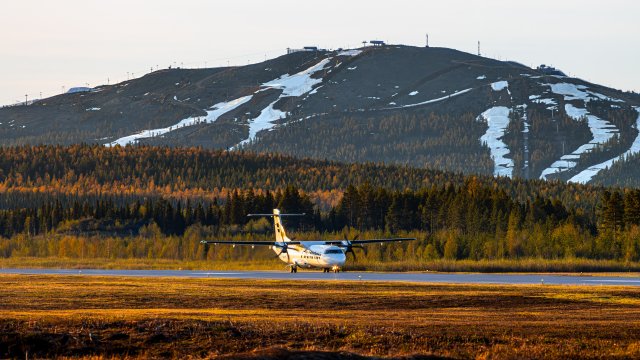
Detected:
[{"left": 324, "top": 249, "right": 344, "bottom": 254}]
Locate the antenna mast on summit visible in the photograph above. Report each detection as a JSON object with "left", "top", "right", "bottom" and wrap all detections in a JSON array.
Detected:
[
  {"left": 426, "top": 33, "right": 429, "bottom": 47},
  {"left": 478, "top": 41, "right": 481, "bottom": 56}
]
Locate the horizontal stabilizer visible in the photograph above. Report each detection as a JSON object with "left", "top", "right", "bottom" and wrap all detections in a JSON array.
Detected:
[
  {"left": 247, "top": 213, "right": 306, "bottom": 217},
  {"left": 326, "top": 237, "right": 416, "bottom": 245},
  {"left": 200, "top": 240, "right": 301, "bottom": 245}
]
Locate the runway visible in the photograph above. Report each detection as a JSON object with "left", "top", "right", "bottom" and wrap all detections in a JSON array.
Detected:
[{"left": 1, "top": 268, "right": 640, "bottom": 286}]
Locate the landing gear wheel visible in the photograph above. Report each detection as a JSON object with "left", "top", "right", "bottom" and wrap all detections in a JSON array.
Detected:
[{"left": 290, "top": 267, "right": 297, "bottom": 273}]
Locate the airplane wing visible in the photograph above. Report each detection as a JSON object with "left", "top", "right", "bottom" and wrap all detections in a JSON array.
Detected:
[
  {"left": 325, "top": 237, "right": 416, "bottom": 245},
  {"left": 201, "top": 238, "right": 414, "bottom": 245},
  {"left": 199, "top": 240, "right": 302, "bottom": 245}
]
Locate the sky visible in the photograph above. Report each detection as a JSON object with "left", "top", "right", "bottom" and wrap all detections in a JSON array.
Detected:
[{"left": 1, "top": 0, "right": 638, "bottom": 105}]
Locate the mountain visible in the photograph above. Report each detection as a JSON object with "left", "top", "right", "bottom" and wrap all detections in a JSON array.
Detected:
[{"left": 2, "top": 45, "right": 639, "bottom": 184}]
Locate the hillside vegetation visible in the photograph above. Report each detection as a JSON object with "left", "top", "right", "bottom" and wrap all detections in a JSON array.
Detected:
[{"left": 593, "top": 151, "right": 640, "bottom": 187}]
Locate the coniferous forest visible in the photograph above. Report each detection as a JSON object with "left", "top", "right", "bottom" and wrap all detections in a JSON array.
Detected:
[{"left": 0, "top": 144, "right": 639, "bottom": 267}]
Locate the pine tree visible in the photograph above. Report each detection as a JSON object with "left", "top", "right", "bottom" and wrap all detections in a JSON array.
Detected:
[
  {"left": 601, "top": 191, "right": 625, "bottom": 233},
  {"left": 229, "top": 189, "right": 245, "bottom": 225},
  {"left": 506, "top": 210, "right": 522, "bottom": 258},
  {"left": 385, "top": 195, "right": 402, "bottom": 233},
  {"left": 624, "top": 190, "right": 640, "bottom": 227}
]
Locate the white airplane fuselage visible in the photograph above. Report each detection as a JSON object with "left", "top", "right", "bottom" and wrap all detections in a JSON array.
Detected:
[{"left": 273, "top": 241, "right": 346, "bottom": 270}]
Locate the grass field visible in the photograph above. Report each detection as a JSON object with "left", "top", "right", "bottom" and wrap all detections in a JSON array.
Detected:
[
  {"left": 2, "top": 275, "right": 640, "bottom": 359},
  {"left": 4, "top": 256, "right": 640, "bottom": 273}
]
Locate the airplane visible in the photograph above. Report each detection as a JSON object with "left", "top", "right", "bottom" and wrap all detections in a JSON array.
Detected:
[{"left": 200, "top": 209, "right": 416, "bottom": 273}]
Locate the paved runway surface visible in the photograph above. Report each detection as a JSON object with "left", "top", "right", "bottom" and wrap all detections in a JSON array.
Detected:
[{"left": 1, "top": 268, "right": 640, "bottom": 286}]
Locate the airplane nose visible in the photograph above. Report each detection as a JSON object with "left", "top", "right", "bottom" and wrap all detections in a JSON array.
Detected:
[{"left": 322, "top": 254, "right": 346, "bottom": 266}]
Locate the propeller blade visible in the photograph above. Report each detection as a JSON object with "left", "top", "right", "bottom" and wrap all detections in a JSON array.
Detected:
[
  {"left": 352, "top": 244, "right": 366, "bottom": 256},
  {"left": 348, "top": 248, "right": 357, "bottom": 261},
  {"left": 273, "top": 243, "right": 289, "bottom": 261},
  {"left": 278, "top": 243, "right": 290, "bottom": 262}
]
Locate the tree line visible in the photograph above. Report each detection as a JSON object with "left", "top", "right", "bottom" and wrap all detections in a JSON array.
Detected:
[
  {"left": 0, "top": 144, "right": 611, "bottom": 215},
  {"left": 1, "top": 182, "right": 640, "bottom": 262},
  {"left": 0, "top": 186, "right": 315, "bottom": 239}
]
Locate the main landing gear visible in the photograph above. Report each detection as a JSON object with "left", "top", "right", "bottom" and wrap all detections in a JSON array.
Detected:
[
  {"left": 323, "top": 268, "right": 341, "bottom": 273},
  {"left": 290, "top": 266, "right": 298, "bottom": 273}
]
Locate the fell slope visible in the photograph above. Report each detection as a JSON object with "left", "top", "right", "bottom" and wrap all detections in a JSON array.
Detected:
[{"left": 2, "top": 45, "right": 639, "bottom": 183}]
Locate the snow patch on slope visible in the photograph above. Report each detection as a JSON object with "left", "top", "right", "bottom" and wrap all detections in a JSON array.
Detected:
[
  {"left": 491, "top": 81, "right": 509, "bottom": 91},
  {"left": 545, "top": 82, "right": 624, "bottom": 103},
  {"left": 388, "top": 88, "right": 473, "bottom": 109},
  {"left": 565, "top": 104, "right": 618, "bottom": 147},
  {"left": 308, "top": 85, "right": 323, "bottom": 95},
  {"left": 568, "top": 107, "right": 640, "bottom": 184},
  {"left": 539, "top": 104, "right": 618, "bottom": 179},
  {"left": 539, "top": 155, "right": 580, "bottom": 179},
  {"left": 235, "top": 100, "right": 287, "bottom": 148},
  {"left": 232, "top": 57, "right": 332, "bottom": 148},
  {"left": 67, "top": 87, "right": 92, "bottom": 94},
  {"left": 261, "top": 59, "right": 330, "bottom": 97},
  {"left": 548, "top": 83, "right": 589, "bottom": 101},
  {"left": 337, "top": 49, "right": 362, "bottom": 57},
  {"left": 531, "top": 98, "right": 556, "bottom": 106},
  {"left": 478, "top": 106, "right": 513, "bottom": 178},
  {"left": 107, "top": 95, "right": 253, "bottom": 146},
  {"left": 538, "top": 80, "right": 623, "bottom": 180}
]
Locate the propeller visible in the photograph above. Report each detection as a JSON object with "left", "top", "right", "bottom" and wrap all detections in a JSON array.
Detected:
[
  {"left": 273, "top": 242, "right": 290, "bottom": 262},
  {"left": 341, "top": 233, "right": 365, "bottom": 261}
]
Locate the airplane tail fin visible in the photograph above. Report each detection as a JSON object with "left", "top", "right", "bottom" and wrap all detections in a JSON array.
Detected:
[
  {"left": 272, "top": 209, "right": 287, "bottom": 242},
  {"left": 247, "top": 209, "right": 305, "bottom": 243}
]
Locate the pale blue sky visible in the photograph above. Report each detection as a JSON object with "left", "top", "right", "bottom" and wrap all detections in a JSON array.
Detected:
[{"left": 1, "top": 0, "right": 638, "bottom": 105}]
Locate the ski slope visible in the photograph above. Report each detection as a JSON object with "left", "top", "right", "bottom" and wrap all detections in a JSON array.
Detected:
[{"left": 479, "top": 106, "right": 513, "bottom": 178}]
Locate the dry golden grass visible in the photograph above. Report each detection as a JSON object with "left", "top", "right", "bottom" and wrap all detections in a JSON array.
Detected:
[
  {"left": 5, "top": 256, "right": 640, "bottom": 274},
  {"left": 0, "top": 257, "right": 282, "bottom": 270},
  {"left": 1, "top": 275, "right": 640, "bottom": 359}
]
